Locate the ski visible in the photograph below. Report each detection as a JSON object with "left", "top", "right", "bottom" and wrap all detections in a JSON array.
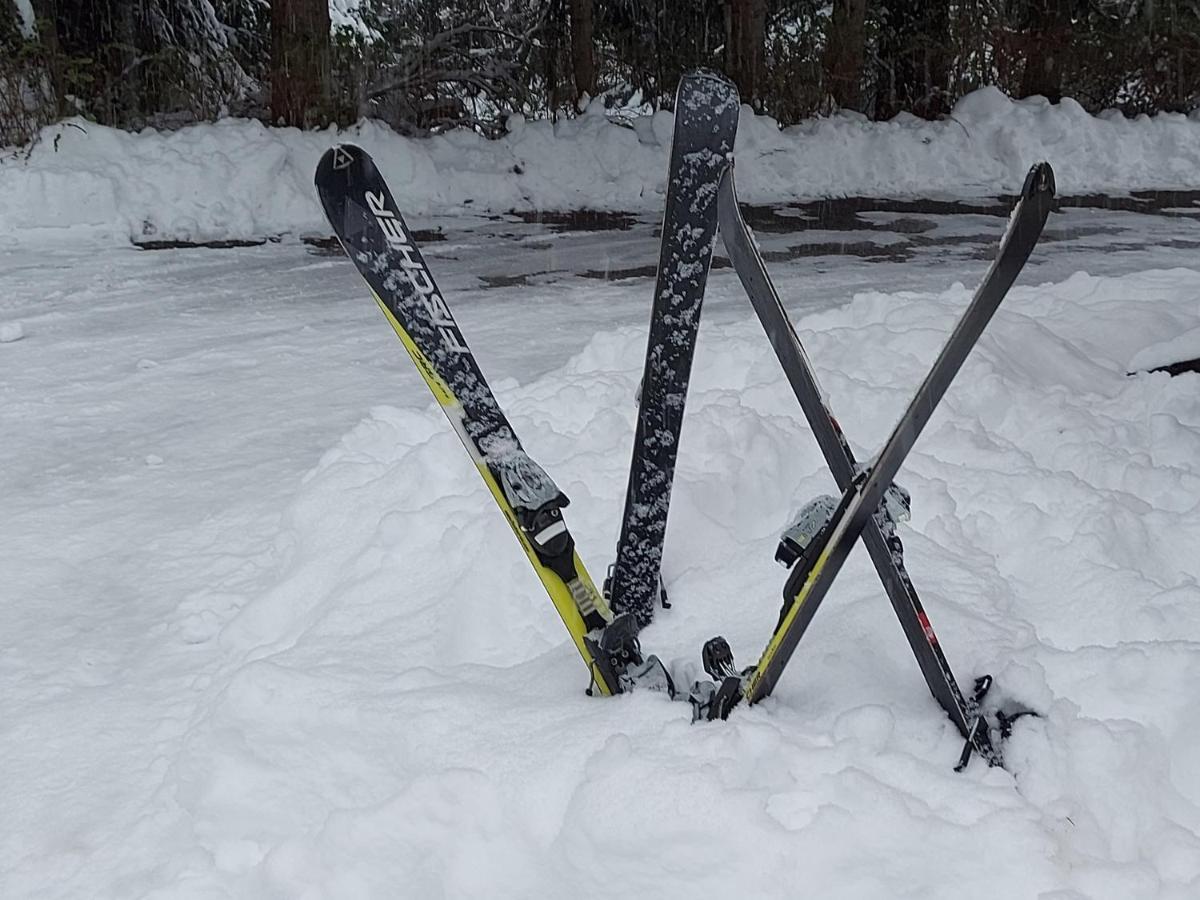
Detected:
[
  {"left": 607, "top": 69, "right": 740, "bottom": 628},
  {"left": 715, "top": 166, "right": 1000, "bottom": 763},
  {"left": 708, "top": 161, "right": 1055, "bottom": 729},
  {"left": 316, "top": 144, "right": 640, "bottom": 697}
]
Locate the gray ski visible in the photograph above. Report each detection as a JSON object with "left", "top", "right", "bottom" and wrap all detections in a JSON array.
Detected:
[
  {"left": 715, "top": 166, "right": 1002, "bottom": 764},
  {"left": 711, "top": 162, "right": 1056, "bottom": 738}
]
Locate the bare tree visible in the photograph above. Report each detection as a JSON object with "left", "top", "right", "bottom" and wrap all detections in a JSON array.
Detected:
[
  {"left": 365, "top": 3, "right": 552, "bottom": 135},
  {"left": 7, "top": 0, "right": 1200, "bottom": 138},
  {"left": 271, "top": 0, "right": 330, "bottom": 126},
  {"left": 1017, "top": 0, "right": 1074, "bottom": 102},
  {"left": 17, "top": 0, "right": 254, "bottom": 128},
  {"left": 568, "top": 0, "right": 595, "bottom": 102},
  {"left": 726, "top": 0, "right": 767, "bottom": 103},
  {"left": 593, "top": 0, "right": 724, "bottom": 110},
  {"left": 822, "top": 0, "right": 866, "bottom": 111},
  {"left": 875, "top": 0, "right": 951, "bottom": 119}
]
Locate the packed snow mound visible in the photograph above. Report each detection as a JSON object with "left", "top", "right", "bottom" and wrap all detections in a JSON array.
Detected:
[
  {"left": 1129, "top": 325, "right": 1200, "bottom": 373},
  {"left": 187, "top": 269, "right": 1200, "bottom": 898},
  {"left": 5, "top": 88, "right": 1200, "bottom": 246}
]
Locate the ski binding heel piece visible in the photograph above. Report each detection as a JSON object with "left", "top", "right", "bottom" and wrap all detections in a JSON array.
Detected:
[
  {"left": 688, "top": 675, "right": 744, "bottom": 722},
  {"left": 954, "top": 674, "right": 1024, "bottom": 772},
  {"left": 584, "top": 612, "right": 676, "bottom": 698},
  {"left": 702, "top": 636, "right": 738, "bottom": 681},
  {"left": 881, "top": 482, "right": 911, "bottom": 527},
  {"left": 776, "top": 494, "right": 838, "bottom": 568}
]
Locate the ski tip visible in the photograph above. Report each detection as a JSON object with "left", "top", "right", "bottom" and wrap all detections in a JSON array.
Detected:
[
  {"left": 680, "top": 68, "right": 736, "bottom": 90},
  {"left": 676, "top": 68, "right": 740, "bottom": 111},
  {"left": 315, "top": 143, "right": 372, "bottom": 188},
  {"left": 1022, "top": 161, "right": 1056, "bottom": 199}
]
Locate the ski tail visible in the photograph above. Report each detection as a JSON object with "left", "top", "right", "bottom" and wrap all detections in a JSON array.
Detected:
[
  {"left": 716, "top": 165, "right": 1001, "bottom": 763},
  {"left": 608, "top": 69, "right": 740, "bottom": 628},
  {"left": 315, "top": 144, "right": 621, "bottom": 695},
  {"left": 741, "top": 161, "right": 1056, "bottom": 708}
]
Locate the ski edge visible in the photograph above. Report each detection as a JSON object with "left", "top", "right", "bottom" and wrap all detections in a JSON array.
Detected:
[{"left": 316, "top": 143, "right": 620, "bottom": 696}]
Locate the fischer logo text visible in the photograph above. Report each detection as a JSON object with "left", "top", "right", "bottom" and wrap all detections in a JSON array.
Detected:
[{"left": 366, "top": 191, "right": 468, "bottom": 353}]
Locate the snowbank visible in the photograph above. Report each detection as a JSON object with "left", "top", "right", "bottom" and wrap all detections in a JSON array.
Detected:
[
  {"left": 5, "top": 237, "right": 1200, "bottom": 895},
  {"left": 1129, "top": 326, "right": 1200, "bottom": 372},
  {"left": 4, "top": 87, "right": 1200, "bottom": 246},
  {"left": 203, "top": 269, "right": 1200, "bottom": 898}
]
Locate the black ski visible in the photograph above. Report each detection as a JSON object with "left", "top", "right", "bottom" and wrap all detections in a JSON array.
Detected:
[
  {"left": 316, "top": 144, "right": 634, "bottom": 695},
  {"left": 716, "top": 166, "right": 1000, "bottom": 763},
  {"left": 607, "top": 69, "right": 740, "bottom": 627},
  {"left": 712, "top": 162, "right": 1055, "bottom": 730}
]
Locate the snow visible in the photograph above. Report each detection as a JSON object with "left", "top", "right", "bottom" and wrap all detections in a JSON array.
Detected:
[
  {"left": 6, "top": 88, "right": 1200, "bottom": 246},
  {"left": 328, "top": 0, "right": 378, "bottom": 39},
  {"left": 4, "top": 192, "right": 1200, "bottom": 896},
  {"left": 12, "top": 0, "right": 35, "bottom": 38},
  {"left": 1129, "top": 326, "right": 1200, "bottom": 372}
]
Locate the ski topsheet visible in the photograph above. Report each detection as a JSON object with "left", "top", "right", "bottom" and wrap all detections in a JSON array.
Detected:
[
  {"left": 715, "top": 166, "right": 1000, "bottom": 762},
  {"left": 315, "top": 144, "right": 622, "bottom": 696},
  {"left": 608, "top": 70, "right": 740, "bottom": 627},
  {"left": 730, "top": 162, "right": 1056, "bottom": 710}
]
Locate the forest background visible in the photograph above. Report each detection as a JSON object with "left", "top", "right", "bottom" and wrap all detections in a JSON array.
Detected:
[{"left": 2, "top": 1, "right": 1197, "bottom": 150}]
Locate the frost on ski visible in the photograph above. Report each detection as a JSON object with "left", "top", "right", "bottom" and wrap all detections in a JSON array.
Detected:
[
  {"left": 354, "top": 219, "right": 520, "bottom": 466},
  {"left": 611, "top": 72, "right": 739, "bottom": 622},
  {"left": 491, "top": 445, "right": 563, "bottom": 512}
]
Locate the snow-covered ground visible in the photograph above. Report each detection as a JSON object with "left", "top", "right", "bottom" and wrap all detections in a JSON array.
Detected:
[
  {"left": 6, "top": 87, "right": 1200, "bottom": 247},
  {"left": 4, "top": 194, "right": 1200, "bottom": 898}
]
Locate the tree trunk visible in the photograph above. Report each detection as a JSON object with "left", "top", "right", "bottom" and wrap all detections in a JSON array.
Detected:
[
  {"left": 567, "top": 0, "right": 595, "bottom": 103},
  {"left": 875, "top": 0, "right": 951, "bottom": 120},
  {"left": 271, "top": 0, "right": 330, "bottom": 127},
  {"left": 726, "top": 0, "right": 767, "bottom": 104},
  {"left": 1019, "top": 0, "right": 1073, "bottom": 102},
  {"left": 114, "top": 0, "right": 139, "bottom": 122},
  {"left": 28, "top": 0, "right": 59, "bottom": 54},
  {"left": 823, "top": 0, "right": 867, "bottom": 111}
]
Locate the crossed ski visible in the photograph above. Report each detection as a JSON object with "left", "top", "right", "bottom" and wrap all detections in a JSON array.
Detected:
[
  {"left": 708, "top": 165, "right": 1054, "bottom": 765},
  {"left": 699, "top": 161, "right": 1055, "bottom": 769}
]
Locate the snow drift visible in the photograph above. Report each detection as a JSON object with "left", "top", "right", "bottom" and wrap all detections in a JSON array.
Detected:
[
  {"left": 215, "top": 269, "right": 1200, "bottom": 898},
  {"left": 4, "top": 87, "right": 1200, "bottom": 246},
  {"left": 216, "top": 268, "right": 1200, "bottom": 898}
]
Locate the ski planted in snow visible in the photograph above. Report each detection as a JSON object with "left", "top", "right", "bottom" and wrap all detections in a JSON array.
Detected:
[
  {"left": 713, "top": 166, "right": 1003, "bottom": 764},
  {"left": 315, "top": 144, "right": 669, "bottom": 698},
  {"left": 700, "top": 162, "right": 1056, "bottom": 749},
  {"left": 607, "top": 69, "right": 740, "bottom": 628}
]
